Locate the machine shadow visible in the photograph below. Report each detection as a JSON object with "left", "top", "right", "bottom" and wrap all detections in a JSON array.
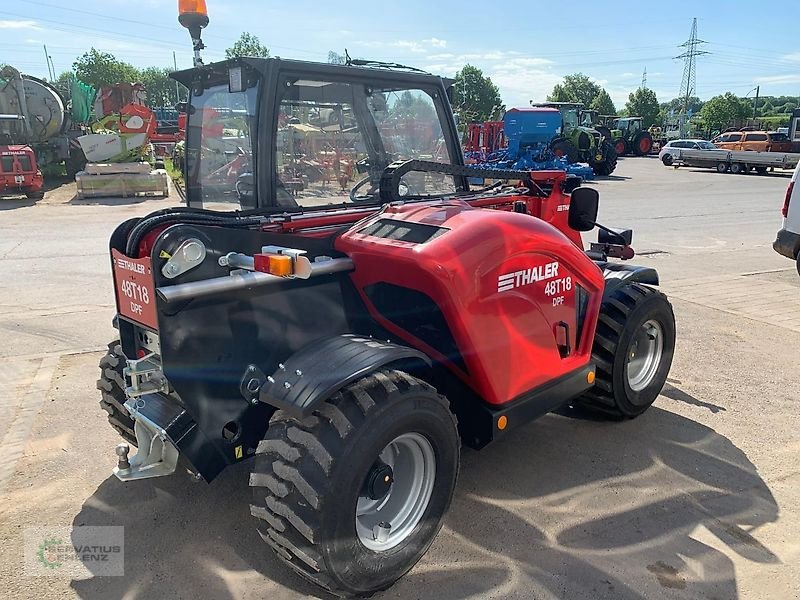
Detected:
[
  {"left": 393, "top": 405, "right": 778, "bottom": 599},
  {"left": 71, "top": 405, "right": 778, "bottom": 600}
]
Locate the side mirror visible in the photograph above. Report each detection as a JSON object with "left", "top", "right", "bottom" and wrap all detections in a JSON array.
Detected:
[{"left": 568, "top": 186, "right": 599, "bottom": 231}]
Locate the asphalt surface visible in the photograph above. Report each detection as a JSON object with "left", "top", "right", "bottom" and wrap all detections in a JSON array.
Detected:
[{"left": 0, "top": 159, "right": 798, "bottom": 599}]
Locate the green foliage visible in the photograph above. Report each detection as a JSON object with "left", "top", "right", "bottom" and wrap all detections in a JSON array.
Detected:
[
  {"left": 625, "top": 87, "right": 660, "bottom": 127},
  {"left": 548, "top": 73, "right": 602, "bottom": 107},
  {"left": 589, "top": 89, "right": 616, "bottom": 116},
  {"left": 139, "top": 66, "right": 185, "bottom": 108},
  {"left": 390, "top": 91, "right": 435, "bottom": 120},
  {"left": 73, "top": 48, "right": 139, "bottom": 89},
  {"left": 699, "top": 92, "right": 749, "bottom": 131},
  {"left": 661, "top": 96, "right": 704, "bottom": 116},
  {"left": 328, "top": 51, "right": 346, "bottom": 65},
  {"left": 452, "top": 64, "right": 503, "bottom": 124},
  {"left": 225, "top": 32, "right": 270, "bottom": 59}
]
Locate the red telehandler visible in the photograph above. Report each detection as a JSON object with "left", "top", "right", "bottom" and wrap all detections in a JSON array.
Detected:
[{"left": 98, "top": 2, "right": 676, "bottom": 596}]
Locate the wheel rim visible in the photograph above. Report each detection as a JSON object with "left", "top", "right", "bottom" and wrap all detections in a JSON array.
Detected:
[
  {"left": 615, "top": 141, "right": 625, "bottom": 154},
  {"left": 626, "top": 319, "right": 664, "bottom": 393},
  {"left": 640, "top": 138, "right": 651, "bottom": 153},
  {"left": 356, "top": 432, "right": 436, "bottom": 552}
]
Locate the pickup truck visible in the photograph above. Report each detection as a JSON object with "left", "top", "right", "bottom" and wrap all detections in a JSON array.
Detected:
[
  {"left": 711, "top": 130, "right": 793, "bottom": 153},
  {"left": 666, "top": 147, "right": 800, "bottom": 174}
]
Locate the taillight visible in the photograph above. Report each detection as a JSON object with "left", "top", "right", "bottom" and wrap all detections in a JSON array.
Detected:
[{"left": 782, "top": 181, "right": 794, "bottom": 218}]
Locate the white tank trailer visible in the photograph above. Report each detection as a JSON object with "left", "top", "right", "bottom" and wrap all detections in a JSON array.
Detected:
[{"left": 0, "top": 65, "right": 87, "bottom": 177}]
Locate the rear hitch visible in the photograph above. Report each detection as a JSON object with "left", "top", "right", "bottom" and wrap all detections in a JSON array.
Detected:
[{"left": 112, "top": 398, "right": 180, "bottom": 481}]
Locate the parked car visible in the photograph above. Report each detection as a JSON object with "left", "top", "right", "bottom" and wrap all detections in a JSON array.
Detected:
[
  {"left": 773, "top": 161, "right": 800, "bottom": 275},
  {"left": 712, "top": 130, "right": 793, "bottom": 153},
  {"left": 659, "top": 139, "right": 717, "bottom": 166}
]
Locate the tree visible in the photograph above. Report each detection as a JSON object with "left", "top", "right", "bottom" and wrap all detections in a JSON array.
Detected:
[
  {"left": 51, "top": 71, "right": 73, "bottom": 99},
  {"left": 625, "top": 87, "right": 660, "bottom": 127},
  {"left": 138, "top": 66, "right": 185, "bottom": 108},
  {"left": 452, "top": 64, "right": 503, "bottom": 124},
  {"left": 225, "top": 32, "right": 270, "bottom": 59},
  {"left": 548, "top": 73, "right": 602, "bottom": 107},
  {"left": 699, "top": 92, "right": 748, "bottom": 131},
  {"left": 661, "top": 96, "right": 704, "bottom": 116},
  {"left": 590, "top": 89, "right": 616, "bottom": 115},
  {"left": 73, "top": 48, "right": 139, "bottom": 89},
  {"left": 390, "top": 91, "right": 435, "bottom": 121},
  {"left": 328, "top": 51, "right": 346, "bottom": 65}
]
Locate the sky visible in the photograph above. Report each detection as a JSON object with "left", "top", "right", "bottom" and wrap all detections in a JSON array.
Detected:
[{"left": 2, "top": 0, "right": 800, "bottom": 110}]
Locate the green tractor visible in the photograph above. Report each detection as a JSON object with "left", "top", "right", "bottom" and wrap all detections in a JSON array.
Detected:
[
  {"left": 595, "top": 116, "right": 653, "bottom": 157},
  {"left": 530, "top": 102, "right": 617, "bottom": 176}
]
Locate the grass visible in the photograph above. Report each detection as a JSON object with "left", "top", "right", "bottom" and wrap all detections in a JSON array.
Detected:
[{"left": 164, "top": 158, "right": 184, "bottom": 187}]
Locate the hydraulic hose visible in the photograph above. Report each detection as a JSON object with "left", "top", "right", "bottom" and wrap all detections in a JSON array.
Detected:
[{"left": 124, "top": 210, "right": 266, "bottom": 257}]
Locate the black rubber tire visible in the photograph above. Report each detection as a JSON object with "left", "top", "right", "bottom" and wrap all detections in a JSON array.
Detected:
[
  {"left": 96, "top": 341, "right": 136, "bottom": 446},
  {"left": 591, "top": 140, "right": 618, "bottom": 176},
  {"left": 661, "top": 154, "right": 674, "bottom": 166},
  {"left": 633, "top": 131, "right": 653, "bottom": 156},
  {"left": 755, "top": 166, "right": 768, "bottom": 175},
  {"left": 716, "top": 162, "right": 728, "bottom": 173},
  {"left": 66, "top": 149, "right": 87, "bottom": 180},
  {"left": 796, "top": 252, "right": 800, "bottom": 277},
  {"left": 730, "top": 163, "right": 745, "bottom": 174},
  {"left": 551, "top": 138, "right": 580, "bottom": 164},
  {"left": 250, "top": 369, "right": 459, "bottom": 598},
  {"left": 579, "top": 284, "right": 675, "bottom": 418},
  {"left": 25, "top": 191, "right": 45, "bottom": 199}
]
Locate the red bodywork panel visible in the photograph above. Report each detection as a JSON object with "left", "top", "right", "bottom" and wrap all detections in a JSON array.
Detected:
[
  {"left": 0, "top": 145, "right": 43, "bottom": 195},
  {"left": 336, "top": 194, "right": 604, "bottom": 406},
  {"left": 122, "top": 169, "right": 602, "bottom": 406}
]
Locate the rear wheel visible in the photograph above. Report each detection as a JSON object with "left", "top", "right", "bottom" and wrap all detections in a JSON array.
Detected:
[
  {"left": 614, "top": 138, "right": 627, "bottom": 156},
  {"left": 716, "top": 162, "right": 728, "bottom": 173},
  {"left": 730, "top": 162, "right": 745, "bottom": 174},
  {"left": 25, "top": 191, "right": 44, "bottom": 199},
  {"left": 96, "top": 341, "right": 136, "bottom": 446},
  {"left": 661, "top": 154, "right": 674, "bottom": 166},
  {"left": 755, "top": 166, "right": 768, "bottom": 175},
  {"left": 578, "top": 284, "right": 675, "bottom": 418},
  {"left": 633, "top": 131, "right": 653, "bottom": 156},
  {"left": 250, "top": 369, "right": 459, "bottom": 597}
]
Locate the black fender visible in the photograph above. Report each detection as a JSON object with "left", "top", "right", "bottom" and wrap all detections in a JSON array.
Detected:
[
  {"left": 255, "top": 334, "right": 431, "bottom": 419},
  {"left": 596, "top": 261, "right": 659, "bottom": 299}
]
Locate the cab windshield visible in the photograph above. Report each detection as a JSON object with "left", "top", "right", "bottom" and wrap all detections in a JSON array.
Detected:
[
  {"left": 185, "top": 74, "right": 456, "bottom": 211},
  {"left": 274, "top": 78, "right": 455, "bottom": 208}
]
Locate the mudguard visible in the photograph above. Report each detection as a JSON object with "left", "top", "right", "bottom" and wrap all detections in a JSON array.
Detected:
[
  {"left": 257, "top": 334, "right": 431, "bottom": 419},
  {"left": 597, "top": 261, "right": 659, "bottom": 298}
]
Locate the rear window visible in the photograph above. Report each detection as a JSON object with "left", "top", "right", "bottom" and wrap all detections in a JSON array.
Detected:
[
  {"left": 18, "top": 155, "right": 31, "bottom": 171},
  {"left": 0, "top": 156, "right": 12, "bottom": 172},
  {"left": 745, "top": 133, "right": 767, "bottom": 142},
  {"left": 769, "top": 132, "right": 789, "bottom": 142}
]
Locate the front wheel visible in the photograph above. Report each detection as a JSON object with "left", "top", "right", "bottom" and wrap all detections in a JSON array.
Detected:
[
  {"left": 250, "top": 369, "right": 459, "bottom": 597},
  {"left": 578, "top": 284, "right": 675, "bottom": 418}
]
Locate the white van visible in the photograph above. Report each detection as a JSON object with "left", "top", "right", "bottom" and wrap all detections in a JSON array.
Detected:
[{"left": 774, "top": 161, "right": 800, "bottom": 274}]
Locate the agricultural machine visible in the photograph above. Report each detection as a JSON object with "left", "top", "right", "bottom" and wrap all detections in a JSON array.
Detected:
[
  {"left": 595, "top": 117, "right": 654, "bottom": 156},
  {"left": 0, "top": 66, "right": 88, "bottom": 178},
  {"left": 529, "top": 101, "right": 617, "bottom": 175},
  {"left": 98, "top": 2, "right": 676, "bottom": 597},
  {"left": 464, "top": 108, "right": 594, "bottom": 180},
  {"left": 0, "top": 145, "right": 44, "bottom": 199}
]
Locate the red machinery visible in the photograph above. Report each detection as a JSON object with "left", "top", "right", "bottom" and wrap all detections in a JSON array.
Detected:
[{"left": 0, "top": 145, "right": 44, "bottom": 199}]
